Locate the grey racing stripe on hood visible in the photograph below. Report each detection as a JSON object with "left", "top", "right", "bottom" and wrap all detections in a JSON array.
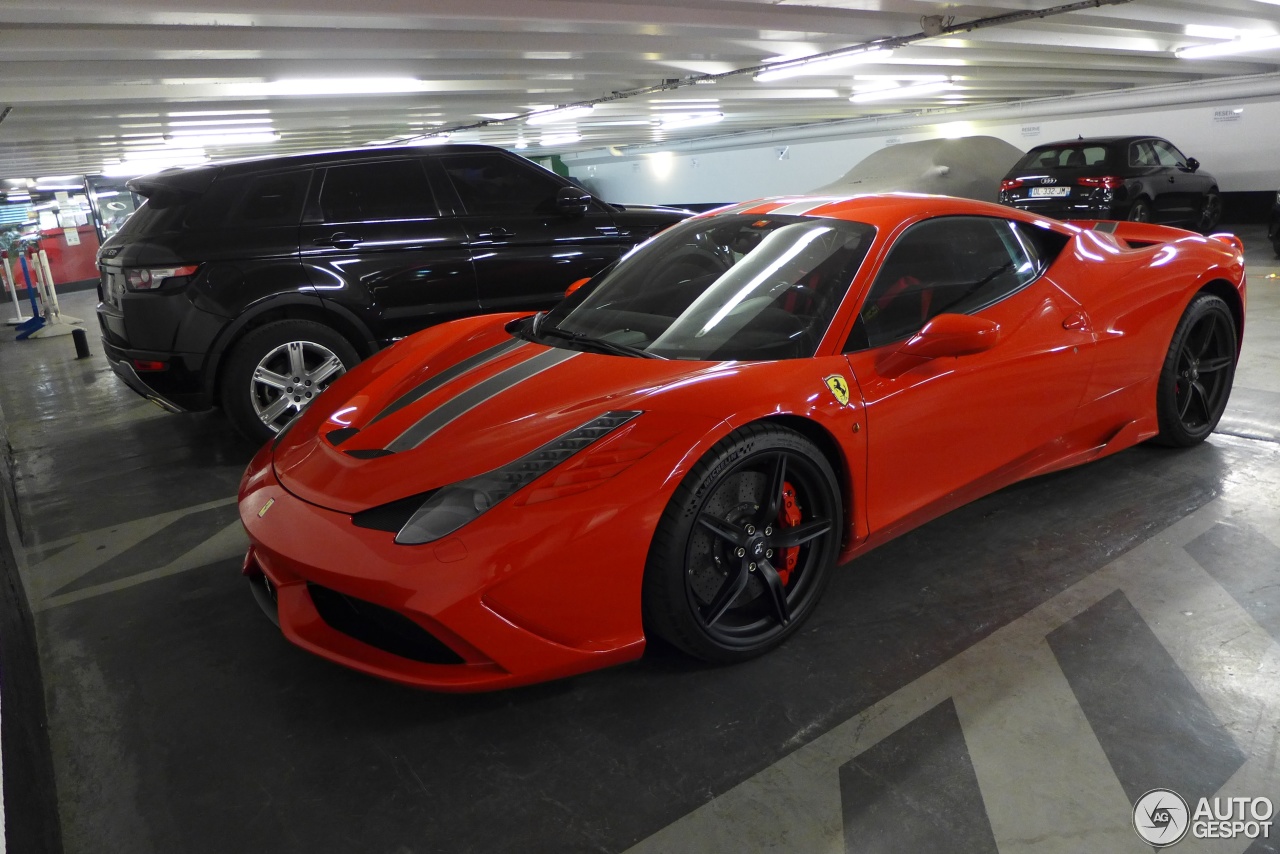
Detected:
[
  {"left": 385, "top": 347, "right": 580, "bottom": 452},
  {"left": 369, "top": 337, "right": 527, "bottom": 426}
]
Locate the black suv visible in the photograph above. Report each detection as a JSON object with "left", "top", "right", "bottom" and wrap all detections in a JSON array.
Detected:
[
  {"left": 998, "top": 136, "right": 1220, "bottom": 231},
  {"left": 96, "top": 145, "right": 689, "bottom": 441}
]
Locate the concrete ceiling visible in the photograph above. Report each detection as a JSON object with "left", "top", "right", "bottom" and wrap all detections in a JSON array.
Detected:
[{"left": 3, "top": 0, "right": 1280, "bottom": 181}]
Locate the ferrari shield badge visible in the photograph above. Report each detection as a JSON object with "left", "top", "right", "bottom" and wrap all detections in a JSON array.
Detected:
[{"left": 824, "top": 375, "right": 851, "bottom": 406}]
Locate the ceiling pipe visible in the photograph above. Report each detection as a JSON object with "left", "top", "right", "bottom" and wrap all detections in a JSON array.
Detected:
[{"left": 563, "top": 71, "right": 1280, "bottom": 165}]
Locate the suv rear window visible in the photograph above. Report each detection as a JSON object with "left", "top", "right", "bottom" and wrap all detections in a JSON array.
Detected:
[
  {"left": 1018, "top": 144, "right": 1110, "bottom": 169},
  {"left": 114, "top": 195, "right": 196, "bottom": 240}
]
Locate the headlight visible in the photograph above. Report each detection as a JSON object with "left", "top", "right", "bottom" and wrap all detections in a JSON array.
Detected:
[{"left": 394, "top": 410, "right": 642, "bottom": 544}]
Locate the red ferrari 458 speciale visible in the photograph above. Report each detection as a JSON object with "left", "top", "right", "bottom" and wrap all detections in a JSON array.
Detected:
[{"left": 239, "top": 193, "right": 1245, "bottom": 692}]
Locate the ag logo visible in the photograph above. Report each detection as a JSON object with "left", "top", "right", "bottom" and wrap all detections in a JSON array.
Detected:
[
  {"left": 824, "top": 375, "right": 851, "bottom": 406},
  {"left": 1133, "top": 788, "right": 1190, "bottom": 847}
]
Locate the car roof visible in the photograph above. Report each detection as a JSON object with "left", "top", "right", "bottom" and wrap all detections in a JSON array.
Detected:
[
  {"left": 712, "top": 192, "right": 1060, "bottom": 231},
  {"left": 1029, "top": 136, "right": 1159, "bottom": 149},
  {"left": 126, "top": 143, "right": 515, "bottom": 194}
]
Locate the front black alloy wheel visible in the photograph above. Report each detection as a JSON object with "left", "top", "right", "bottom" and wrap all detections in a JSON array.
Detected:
[
  {"left": 1154, "top": 293, "right": 1237, "bottom": 447},
  {"left": 643, "top": 424, "right": 842, "bottom": 663}
]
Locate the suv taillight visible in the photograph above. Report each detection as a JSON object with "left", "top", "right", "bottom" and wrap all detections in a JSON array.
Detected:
[
  {"left": 1000, "top": 178, "right": 1024, "bottom": 191},
  {"left": 125, "top": 265, "right": 199, "bottom": 291},
  {"left": 1076, "top": 176, "right": 1123, "bottom": 189}
]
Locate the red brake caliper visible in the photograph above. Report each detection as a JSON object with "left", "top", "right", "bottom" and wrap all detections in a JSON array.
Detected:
[{"left": 777, "top": 482, "right": 802, "bottom": 586}]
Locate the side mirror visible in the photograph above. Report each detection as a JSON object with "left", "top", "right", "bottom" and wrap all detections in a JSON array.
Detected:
[
  {"left": 1186, "top": 157, "right": 1200, "bottom": 173},
  {"left": 900, "top": 313, "right": 1002, "bottom": 359},
  {"left": 565, "top": 277, "right": 590, "bottom": 297},
  {"left": 556, "top": 186, "right": 593, "bottom": 217}
]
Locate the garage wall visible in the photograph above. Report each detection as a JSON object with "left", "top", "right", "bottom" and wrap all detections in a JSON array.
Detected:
[{"left": 563, "top": 77, "right": 1280, "bottom": 206}]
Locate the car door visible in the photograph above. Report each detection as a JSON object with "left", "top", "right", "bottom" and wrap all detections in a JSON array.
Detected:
[
  {"left": 1151, "top": 139, "right": 1210, "bottom": 226},
  {"left": 430, "top": 151, "right": 629, "bottom": 311},
  {"left": 299, "top": 157, "right": 479, "bottom": 341},
  {"left": 842, "top": 215, "right": 1096, "bottom": 535}
]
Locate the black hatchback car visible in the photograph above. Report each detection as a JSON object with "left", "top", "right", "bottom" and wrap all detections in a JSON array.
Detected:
[
  {"left": 96, "top": 145, "right": 689, "bottom": 441},
  {"left": 998, "top": 136, "right": 1220, "bottom": 232}
]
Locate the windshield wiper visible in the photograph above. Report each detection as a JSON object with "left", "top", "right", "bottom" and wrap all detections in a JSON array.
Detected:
[{"left": 534, "top": 322, "right": 666, "bottom": 360}]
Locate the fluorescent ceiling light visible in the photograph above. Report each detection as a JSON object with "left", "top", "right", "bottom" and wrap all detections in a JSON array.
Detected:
[
  {"left": 527, "top": 105, "right": 594, "bottom": 125},
  {"left": 658, "top": 112, "right": 725, "bottom": 130},
  {"left": 755, "top": 47, "right": 891, "bottom": 83},
  {"left": 168, "top": 118, "right": 273, "bottom": 128},
  {"left": 165, "top": 132, "right": 280, "bottom": 148},
  {"left": 167, "top": 124, "right": 275, "bottom": 137},
  {"left": 249, "top": 78, "right": 429, "bottom": 96},
  {"left": 513, "top": 139, "right": 529, "bottom": 150},
  {"left": 850, "top": 78, "right": 955, "bottom": 103},
  {"left": 5, "top": 194, "right": 32, "bottom": 202},
  {"left": 36, "top": 175, "right": 81, "bottom": 184},
  {"left": 1184, "top": 24, "right": 1246, "bottom": 40},
  {"left": 1175, "top": 33, "right": 1280, "bottom": 59},
  {"left": 168, "top": 109, "right": 270, "bottom": 117},
  {"left": 539, "top": 132, "right": 581, "bottom": 146}
]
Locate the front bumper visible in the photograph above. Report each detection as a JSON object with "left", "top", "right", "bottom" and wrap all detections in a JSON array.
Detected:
[{"left": 238, "top": 448, "right": 663, "bottom": 692}]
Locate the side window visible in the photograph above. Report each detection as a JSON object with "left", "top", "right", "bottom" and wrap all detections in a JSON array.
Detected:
[
  {"left": 1082, "top": 145, "right": 1108, "bottom": 166},
  {"left": 318, "top": 160, "right": 437, "bottom": 222},
  {"left": 1151, "top": 140, "right": 1186, "bottom": 168},
  {"left": 231, "top": 171, "right": 310, "bottom": 226},
  {"left": 1130, "top": 141, "right": 1159, "bottom": 168},
  {"left": 848, "top": 217, "right": 1041, "bottom": 351},
  {"left": 437, "top": 153, "right": 566, "bottom": 215}
]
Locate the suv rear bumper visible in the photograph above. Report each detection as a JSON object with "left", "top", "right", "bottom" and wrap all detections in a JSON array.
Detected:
[
  {"left": 107, "top": 356, "right": 185, "bottom": 414},
  {"left": 100, "top": 335, "right": 213, "bottom": 412}
]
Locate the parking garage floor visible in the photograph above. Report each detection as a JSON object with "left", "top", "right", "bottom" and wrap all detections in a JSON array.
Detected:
[{"left": 2, "top": 227, "right": 1279, "bottom": 854}]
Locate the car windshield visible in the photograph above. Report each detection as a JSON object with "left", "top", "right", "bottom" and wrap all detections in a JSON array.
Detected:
[{"left": 536, "top": 214, "right": 875, "bottom": 361}]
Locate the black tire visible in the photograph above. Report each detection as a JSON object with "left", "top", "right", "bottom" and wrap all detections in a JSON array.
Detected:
[
  {"left": 642, "top": 423, "right": 842, "bottom": 663},
  {"left": 1153, "top": 293, "right": 1237, "bottom": 447},
  {"left": 1196, "top": 191, "right": 1222, "bottom": 233},
  {"left": 220, "top": 319, "right": 360, "bottom": 443},
  {"left": 1127, "top": 198, "right": 1152, "bottom": 223}
]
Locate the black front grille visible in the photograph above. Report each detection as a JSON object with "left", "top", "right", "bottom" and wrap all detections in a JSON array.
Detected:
[{"left": 306, "top": 583, "right": 464, "bottom": 665}]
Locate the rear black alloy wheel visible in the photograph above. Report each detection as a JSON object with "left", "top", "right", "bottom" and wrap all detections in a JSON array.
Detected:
[
  {"left": 1127, "top": 198, "right": 1152, "bottom": 223},
  {"left": 1154, "top": 293, "right": 1237, "bottom": 447},
  {"left": 221, "top": 319, "right": 360, "bottom": 443},
  {"left": 643, "top": 424, "right": 842, "bottom": 663},
  {"left": 1197, "top": 192, "right": 1223, "bottom": 233}
]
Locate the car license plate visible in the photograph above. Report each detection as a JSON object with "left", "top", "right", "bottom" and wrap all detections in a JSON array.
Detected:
[{"left": 1030, "top": 186, "right": 1070, "bottom": 197}]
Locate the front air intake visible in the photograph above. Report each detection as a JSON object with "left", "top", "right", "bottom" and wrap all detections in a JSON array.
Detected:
[{"left": 306, "top": 583, "right": 464, "bottom": 665}]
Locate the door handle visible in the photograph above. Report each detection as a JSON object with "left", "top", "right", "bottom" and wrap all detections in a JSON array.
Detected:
[
  {"left": 314, "top": 232, "right": 360, "bottom": 248},
  {"left": 477, "top": 227, "right": 514, "bottom": 240},
  {"left": 1063, "top": 310, "right": 1092, "bottom": 331}
]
